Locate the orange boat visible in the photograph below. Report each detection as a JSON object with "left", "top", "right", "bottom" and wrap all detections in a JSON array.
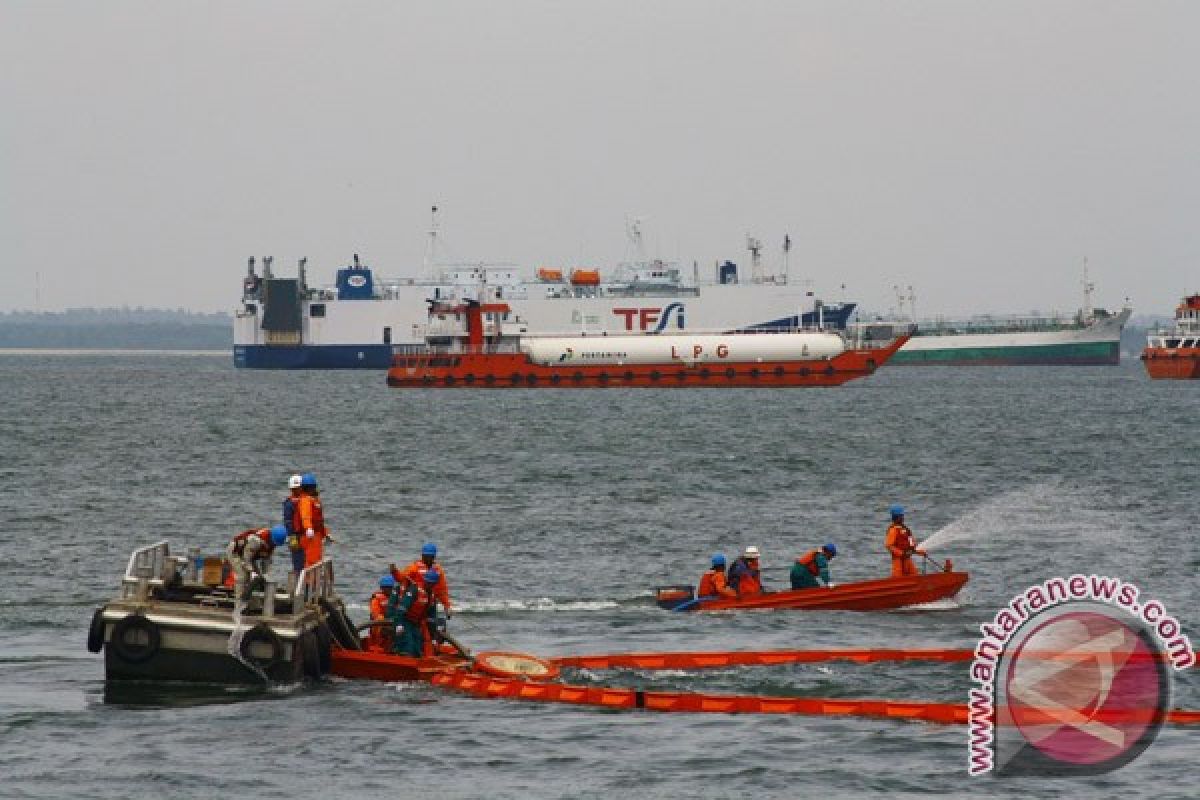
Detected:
[
  {"left": 1141, "top": 294, "right": 1200, "bottom": 380},
  {"left": 655, "top": 570, "right": 969, "bottom": 612},
  {"left": 388, "top": 300, "right": 910, "bottom": 388}
]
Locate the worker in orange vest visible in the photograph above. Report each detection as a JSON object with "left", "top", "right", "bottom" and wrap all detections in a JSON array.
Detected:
[
  {"left": 366, "top": 575, "right": 396, "bottom": 653},
  {"left": 387, "top": 568, "right": 441, "bottom": 657},
  {"left": 885, "top": 505, "right": 925, "bottom": 576},
  {"left": 727, "top": 546, "right": 764, "bottom": 596},
  {"left": 391, "top": 542, "right": 451, "bottom": 616},
  {"left": 292, "top": 472, "right": 335, "bottom": 568},
  {"left": 791, "top": 543, "right": 837, "bottom": 589},
  {"left": 697, "top": 553, "right": 737, "bottom": 598}
]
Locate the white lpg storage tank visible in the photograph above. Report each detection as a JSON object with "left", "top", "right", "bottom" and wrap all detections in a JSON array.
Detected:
[{"left": 521, "top": 332, "right": 845, "bottom": 366}]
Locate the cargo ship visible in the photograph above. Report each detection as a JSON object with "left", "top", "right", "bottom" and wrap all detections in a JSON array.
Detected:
[
  {"left": 385, "top": 299, "right": 909, "bottom": 388},
  {"left": 233, "top": 216, "right": 854, "bottom": 369},
  {"left": 883, "top": 268, "right": 1130, "bottom": 366},
  {"left": 1141, "top": 293, "right": 1200, "bottom": 380}
]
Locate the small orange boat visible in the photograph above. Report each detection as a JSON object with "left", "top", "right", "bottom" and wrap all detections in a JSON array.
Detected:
[
  {"left": 1141, "top": 294, "right": 1200, "bottom": 380},
  {"left": 388, "top": 300, "right": 910, "bottom": 388},
  {"left": 655, "top": 570, "right": 969, "bottom": 612}
]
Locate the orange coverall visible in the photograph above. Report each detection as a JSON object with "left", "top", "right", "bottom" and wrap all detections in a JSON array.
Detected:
[
  {"left": 392, "top": 560, "right": 452, "bottom": 613},
  {"left": 885, "top": 522, "right": 921, "bottom": 576},
  {"left": 697, "top": 568, "right": 737, "bottom": 598},
  {"left": 294, "top": 494, "right": 330, "bottom": 568},
  {"left": 366, "top": 589, "right": 390, "bottom": 652}
]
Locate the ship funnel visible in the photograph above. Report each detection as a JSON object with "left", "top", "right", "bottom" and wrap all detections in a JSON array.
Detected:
[
  {"left": 298, "top": 257, "right": 307, "bottom": 288},
  {"left": 354, "top": 253, "right": 361, "bottom": 268},
  {"left": 247, "top": 256, "right": 256, "bottom": 277},
  {"left": 263, "top": 256, "right": 274, "bottom": 280}
]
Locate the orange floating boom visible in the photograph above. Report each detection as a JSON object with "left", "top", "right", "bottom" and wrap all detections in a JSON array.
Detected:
[
  {"left": 549, "top": 648, "right": 1193, "bottom": 671},
  {"left": 429, "top": 670, "right": 1200, "bottom": 726}
]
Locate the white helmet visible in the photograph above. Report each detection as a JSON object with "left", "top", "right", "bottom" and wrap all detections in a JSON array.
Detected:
[
  {"left": 288, "top": 474, "right": 303, "bottom": 489},
  {"left": 743, "top": 546, "right": 761, "bottom": 559}
]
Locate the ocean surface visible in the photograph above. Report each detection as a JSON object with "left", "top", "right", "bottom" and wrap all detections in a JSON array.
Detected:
[{"left": 0, "top": 353, "right": 1195, "bottom": 799}]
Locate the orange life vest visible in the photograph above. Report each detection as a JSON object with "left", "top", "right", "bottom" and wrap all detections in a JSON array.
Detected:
[
  {"left": 230, "top": 528, "right": 273, "bottom": 557},
  {"left": 698, "top": 568, "right": 730, "bottom": 597},
  {"left": 404, "top": 582, "right": 433, "bottom": 623},
  {"left": 885, "top": 523, "right": 916, "bottom": 558},
  {"left": 292, "top": 494, "right": 326, "bottom": 534},
  {"left": 797, "top": 550, "right": 822, "bottom": 576}
]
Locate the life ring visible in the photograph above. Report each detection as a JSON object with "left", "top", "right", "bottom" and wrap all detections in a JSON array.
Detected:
[
  {"left": 299, "top": 630, "right": 323, "bottom": 678},
  {"left": 109, "top": 614, "right": 161, "bottom": 664},
  {"left": 86, "top": 609, "right": 107, "bottom": 653},
  {"left": 472, "top": 651, "right": 561, "bottom": 682},
  {"left": 240, "top": 622, "right": 283, "bottom": 670}
]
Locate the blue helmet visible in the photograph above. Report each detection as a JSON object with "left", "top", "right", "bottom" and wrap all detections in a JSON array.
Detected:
[
  {"left": 269, "top": 524, "right": 288, "bottom": 546},
  {"left": 379, "top": 575, "right": 396, "bottom": 589},
  {"left": 421, "top": 542, "right": 438, "bottom": 557},
  {"left": 889, "top": 504, "right": 905, "bottom": 518},
  {"left": 423, "top": 567, "right": 440, "bottom": 584},
  {"left": 823, "top": 543, "right": 837, "bottom": 557},
  {"left": 300, "top": 472, "right": 318, "bottom": 488},
  {"left": 711, "top": 553, "right": 726, "bottom": 567}
]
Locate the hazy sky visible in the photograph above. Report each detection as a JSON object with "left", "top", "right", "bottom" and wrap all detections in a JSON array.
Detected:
[{"left": 3, "top": 1, "right": 1197, "bottom": 316}]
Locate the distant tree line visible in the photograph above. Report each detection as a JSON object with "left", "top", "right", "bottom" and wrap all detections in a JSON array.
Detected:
[{"left": 0, "top": 308, "right": 232, "bottom": 349}]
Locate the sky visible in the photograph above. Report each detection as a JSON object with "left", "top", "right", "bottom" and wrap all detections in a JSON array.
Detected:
[{"left": 2, "top": 1, "right": 1197, "bottom": 316}]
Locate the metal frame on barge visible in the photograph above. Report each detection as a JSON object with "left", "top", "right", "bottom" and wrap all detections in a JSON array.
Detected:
[{"left": 88, "top": 541, "right": 355, "bottom": 685}]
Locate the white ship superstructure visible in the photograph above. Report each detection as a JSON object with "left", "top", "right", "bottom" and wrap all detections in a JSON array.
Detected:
[{"left": 233, "top": 215, "right": 854, "bottom": 369}]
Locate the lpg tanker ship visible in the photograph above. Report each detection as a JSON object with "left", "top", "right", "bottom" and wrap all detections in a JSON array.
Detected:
[
  {"left": 232, "top": 217, "right": 854, "bottom": 369},
  {"left": 386, "top": 300, "right": 909, "bottom": 388}
]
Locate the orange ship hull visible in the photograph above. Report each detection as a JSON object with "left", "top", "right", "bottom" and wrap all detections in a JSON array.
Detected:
[
  {"left": 387, "top": 335, "right": 910, "bottom": 388},
  {"left": 1141, "top": 347, "right": 1200, "bottom": 380}
]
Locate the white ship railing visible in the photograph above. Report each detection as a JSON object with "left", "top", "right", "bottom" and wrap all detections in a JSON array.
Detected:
[{"left": 293, "top": 558, "right": 336, "bottom": 606}]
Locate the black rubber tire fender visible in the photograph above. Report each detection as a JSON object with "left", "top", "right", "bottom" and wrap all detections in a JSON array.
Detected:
[
  {"left": 315, "top": 622, "right": 333, "bottom": 673},
  {"left": 109, "top": 614, "right": 162, "bottom": 664},
  {"left": 299, "top": 630, "right": 323, "bottom": 678},
  {"left": 240, "top": 622, "right": 283, "bottom": 670},
  {"left": 319, "top": 598, "right": 361, "bottom": 650},
  {"left": 86, "top": 608, "right": 106, "bottom": 653}
]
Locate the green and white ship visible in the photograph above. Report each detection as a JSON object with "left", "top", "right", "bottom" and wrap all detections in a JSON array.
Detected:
[{"left": 883, "top": 269, "right": 1130, "bottom": 366}]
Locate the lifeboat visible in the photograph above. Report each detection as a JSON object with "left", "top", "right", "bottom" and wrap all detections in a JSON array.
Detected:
[
  {"left": 536, "top": 267, "right": 564, "bottom": 282},
  {"left": 387, "top": 300, "right": 911, "bottom": 388},
  {"left": 569, "top": 269, "right": 601, "bottom": 286},
  {"left": 654, "top": 571, "right": 969, "bottom": 612},
  {"left": 1141, "top": 294, "right": 1200, "bottom": 380}
]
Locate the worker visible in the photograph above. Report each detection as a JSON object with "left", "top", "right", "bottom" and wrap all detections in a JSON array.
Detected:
[
  {"left": 885, "top": 505, "right": 925, "bottom": 577},
  {"left": 225, "top": 524, "right": 287, "bottom": 610},
  {"left": 292, "top": 472, "right": 334, "bottom": 568},
  {"left": 791, "top": 543, "right": 838, "bottom": 589},
  {"left": 388, "top": 568, "right": 441, "bottom": 657},
  {"left": 283, "top": 474, "right": 306, "bottom": 574},
  {"left": 697, "top": 553, "right": 737, "bottom": 598},
  {"left": 366, "top": 575, "right": 396, "bottom": 653},
  {"left": 727, "top": 545, "right": 764, "bottom": 596},
  {"left": 391, "top": 542, "right": 451, "bottom": 615}
]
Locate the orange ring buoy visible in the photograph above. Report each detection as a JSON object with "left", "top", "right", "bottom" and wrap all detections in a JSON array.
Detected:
[{"left": 472, "top": 650, "right": 561, "bottom": 682}]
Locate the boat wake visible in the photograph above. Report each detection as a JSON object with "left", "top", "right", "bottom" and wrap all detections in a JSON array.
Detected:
[{"left": 456, "top": 597, "right": 625, "bottom": 614}]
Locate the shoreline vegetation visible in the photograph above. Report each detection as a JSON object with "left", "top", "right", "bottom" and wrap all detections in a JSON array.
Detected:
[{"left": 0, "top": 308, "right": 231, "bottom": 350}]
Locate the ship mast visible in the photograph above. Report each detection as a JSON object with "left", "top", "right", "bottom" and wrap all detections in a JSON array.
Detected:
[
  {"left": 1081, "top": 256, "right": 1095, "bottom": 323},
  {"left": 781, "top": 234, "right": 791, "bottom": 285},
  {"left": 747, "top": 235, "right": 762, "bottom": 284},
  {"left": 424, "top": 205, "right": 441, "bottom": 280}
]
